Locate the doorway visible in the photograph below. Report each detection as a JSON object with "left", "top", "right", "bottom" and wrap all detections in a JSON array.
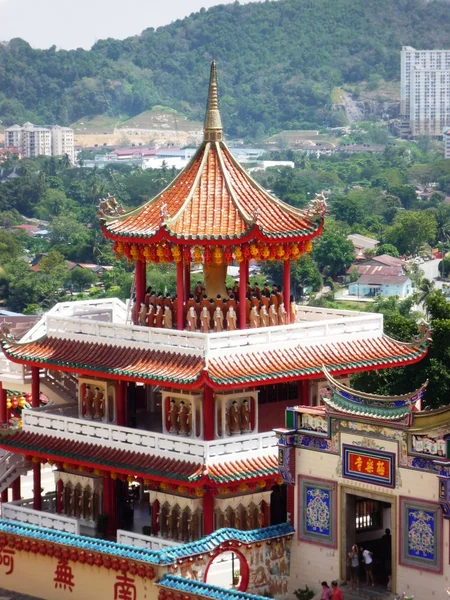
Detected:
[{"left": 341, "top": 488, "right": 395, "bottom": 592}]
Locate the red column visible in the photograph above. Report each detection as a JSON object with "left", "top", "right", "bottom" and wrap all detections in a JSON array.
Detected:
[
  {"left": 11, "top": 477, "right": 20, "bottom": 501},
  {"left": 283, "top": 260, "right": 291, "bottom": 324},
  {"left": 56, "top": 480, "right": 64, "bottom": 514},
  {"left": 203, "top": 489, "right": 214, "bottom": 535},
  {"left": 176, "top": 260, "right": 184, "bottom": 330},
  {"left": 135, "top": 260, "right": 146, "bottom": 324},
  {"left": 184, "top": 263, "right": 191, "bottom": 302},
  {"left": 239, "top": 260, "right": 247, "bottom": 329},
  {"left": 103, "top": 473, "right": 110, "bottom": 516},
  {"left": 298, "top": 379, "right": 311, "bottom": 406},
  {"left": 0, "top": 382, "right": 7, "bottom": 426},
  {"left": 203, "top": 386, "right": 214, "bottom": 441},
  {"left": 116, "top": 381, "right": 126, "bottom": 427},
  {"left": 33, "top": 461, "right": 41, "bottom": 510},
  {"left": 107, "top": 477, "right": 117, "bottom": 536},
  {"left": 1, "top": 489, "right": 8, "bottom": 504},
  {"left": 31, "top": 366, "right": 40, "bottom": 408}
]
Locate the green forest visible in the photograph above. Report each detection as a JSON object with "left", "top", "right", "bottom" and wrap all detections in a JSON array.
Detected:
[{"left": 1, "top": 0, "right": 450, "bottom": 137}]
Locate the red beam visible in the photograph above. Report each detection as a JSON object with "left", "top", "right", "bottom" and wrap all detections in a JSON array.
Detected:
[
  {"left": 31, "top": 366, "right": 40, "bottom": 408},
  {"left": 203, "top": 489, "right": 214, "bottom": 535},
  {"left": 239, "top": 260, "right": 247, "bottom": 329},
  {"left": 283, "top": 260, "right": 291, "bottom": 324},
  {"left": 203, "top": 386, "right": 215, "bottom": 441}
]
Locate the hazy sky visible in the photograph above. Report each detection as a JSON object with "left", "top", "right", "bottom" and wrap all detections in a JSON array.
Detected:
[{"left": 0, "top": 0, "right": 259, "bottom": 50}]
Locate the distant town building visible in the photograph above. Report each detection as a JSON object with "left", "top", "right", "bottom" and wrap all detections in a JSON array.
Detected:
[
  {"left": 400, "top": 46, "right": 450, "bottom": 138},
  {"left": 5, "top": 122, "right": 74, "bottom": 162},
  {"left": 444, "top": 127, "right": 450, "bottom": 159},
  {"left": 347, "top": 233, "right": 379, "bottom": 259},
  {"left": 349, "top": 274, "right": 412, "bottom": 299}
]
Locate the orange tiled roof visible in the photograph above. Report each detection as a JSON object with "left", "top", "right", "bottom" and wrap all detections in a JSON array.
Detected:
[
  {"left": 2, "top": 335, "right": 426, "bottom": 389},
  {"left": 0, "top": 431, "right": 278, "bottom": 486},
  {"left": 206, "top": 336, "right": 427, "bottom": 386},
  {"left": 101, "top": 61, "right": 323, "bottom": 245}
]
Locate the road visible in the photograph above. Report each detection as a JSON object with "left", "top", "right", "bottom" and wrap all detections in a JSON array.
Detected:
[{"left": 418, "top": 257, "right": 442, "bottom": 284}]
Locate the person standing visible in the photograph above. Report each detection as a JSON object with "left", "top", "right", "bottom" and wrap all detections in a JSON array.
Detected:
[
  {"left": 320, "top": 581, "right": 332, "bottom": 600},
  {"left": 331, "top": 580, "right": 344, "bottom": 600},
  {"left": 348, "top": 544, "right": 360, "bottom": 591},
  {"left": 362, "top": 548, "right": 374, "bottom": 586}
]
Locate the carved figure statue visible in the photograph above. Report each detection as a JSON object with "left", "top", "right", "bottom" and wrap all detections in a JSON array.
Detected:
[
  {"left": 225, "top": 405, "right": 231, "bottom": 435},
  {"left": 154, "top": 305, "right": 164, "bottom": 328},
  {"left": 269, "top": 304, "right": 278, "bottom": 327},
  {"left": 163, "top": 306, "right": 173, "bottom": 329},
  {"left": 278, "top": 302, "right": 287, "bottom": 325},
  {"left": 290, "top": 301, "right": 297, "bottom": 324},
  {"left": 260, "top": 304, "right": 269, "bottom": 327},
  {"left": 146, "top": 304, "right": 155, "bottom": 327},
  {"left": 186, "top": 306, "right": 198, "bottom": 332},
  {"left": 249, "top": 306, "right": 260, "bottom": 329},
  {"left": 200, "top": 306, "right": 210, "bottom": 333},
  {"left": 245, "top": 507, "right": 253, "bottom": 530},
  {"left": 240, "top": 399, "right": 250, "bottom": 432},
  {"left": 226, "top": 306, "right": 237, "bottom": 331},
  {"left": 230, "top": 400, "right": 240, "bottom": 434},
  {"left": 138, "top": 302, "right": 148, "bottom": 326},
  {"left": 178, "top": 401, "right": 190, "bottom": 435},
  {"left": 169, "top": 399, "right": 179, "bottom": 433},
  {"left": 93, "top": 387, "right": 104, "bottom": 420},
  {"left": 258, "top": 507, "right": 265, "bottom": 528},
  {"left": 213, "top": 306, "right": 224, "bottom": 332},
  {"left": 84, "top": 384, "right": 94, "bottom": 418},
  {"left": 224, "top": 512, "right": 231, "bottom": 528},
  {"left": 234, "top": 510, "right": 241, "bottom": 530}
]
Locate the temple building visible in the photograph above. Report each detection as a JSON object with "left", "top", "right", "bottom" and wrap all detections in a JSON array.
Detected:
[
  {"left": 0, "top": 63, "right": 432, "bottom": 599},
  {"left": 276, "top": 366, "right": 450, "bottom": 599}
]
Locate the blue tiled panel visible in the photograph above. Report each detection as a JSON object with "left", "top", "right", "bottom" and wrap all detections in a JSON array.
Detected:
[
  {"left": 0, "top": 520, "right": 294, "bottom": 565},
  {"left": 157, "top": 575, "right": 268, "bottom": 600}
]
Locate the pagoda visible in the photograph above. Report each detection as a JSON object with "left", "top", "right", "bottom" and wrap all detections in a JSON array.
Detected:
[{"left": 0, "top": 62, "right": 429, "bottom": 599}]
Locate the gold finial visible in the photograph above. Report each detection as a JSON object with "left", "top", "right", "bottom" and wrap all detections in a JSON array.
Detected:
[{"left": 204, "top": 60, "right": 223, "bottom": 142}]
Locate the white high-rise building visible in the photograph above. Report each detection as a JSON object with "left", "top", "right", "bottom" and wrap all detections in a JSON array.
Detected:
[
  {"left": 5, "top": 122, "right": 74, "bottom": 162},
  {"left": 51, "top": 125, "right": 75, "bottom": 163},
  {"left": 400, "top": 46, "right": 450, "bottom": 138}
]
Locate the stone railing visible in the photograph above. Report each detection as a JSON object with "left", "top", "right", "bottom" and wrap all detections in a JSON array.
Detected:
[
  {"left": 2, "top": 501, "right": 80, "bottom": 535},
  {"left": 0, "top": 451, "right": 29, "bottom": 493},
  {"left": 44, "top": 310, "right": 383, "bottom": 359},
  {"left": 0, "top": 352, "right": 31, "bottom": 384},
  {"left": 22, "top": 408, "right": 277, "bottom": 462},
  {"left": 116, "top": 530, "right": 180, "bottom": 550}
]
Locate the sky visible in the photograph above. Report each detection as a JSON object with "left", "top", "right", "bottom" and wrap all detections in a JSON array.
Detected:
[{"left": 0, "top": 0, "right": 259, "bottom": 50}]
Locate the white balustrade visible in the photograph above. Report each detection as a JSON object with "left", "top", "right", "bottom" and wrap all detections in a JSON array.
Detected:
[
  {"left": 43, "top": 310, "right": 383, "bottom": 359},
  {"left": 116, "top": 529, "right": 180, "bottom": 550},
  {"left": 22, "top": 408, "right": 277, "bottom": 462},
  {"left": 2, "top": 501, "right": 80, "bottom": 535},
  {"left": 0, "top": 352, "right": 31, "bottom": 384}
]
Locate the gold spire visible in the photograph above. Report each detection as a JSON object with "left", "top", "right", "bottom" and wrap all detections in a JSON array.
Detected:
[{"left": 204, "top": 60, "right": 223, "bottom": 142}]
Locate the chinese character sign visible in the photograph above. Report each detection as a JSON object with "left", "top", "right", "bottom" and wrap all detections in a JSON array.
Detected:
[
  {"left": 114, "top": 573, "right": 137, "bottom": 600},
  {"left": 0, "top": 547, "right": 15, "bottom": 575},
  {"left": 343, "top": 445, "right": 396, "bottom": 488},
  {"left": 54, "top": 559, "right": 75, "bottom": 592}
]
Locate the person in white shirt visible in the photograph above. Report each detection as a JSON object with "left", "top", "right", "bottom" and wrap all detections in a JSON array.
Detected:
[{"left": 362, "top": 548, "right": 374, "bottom": 586}]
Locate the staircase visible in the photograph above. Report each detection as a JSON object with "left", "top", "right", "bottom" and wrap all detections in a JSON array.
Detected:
[
  {"left": 341, "top": 584, "right": 398, "bottom": 600},
  {"left": 40, "top": 369, "right": 77, "bottom": 405},
  {"left": 0, "top": 450, "right": 29, "bottom": 495}
]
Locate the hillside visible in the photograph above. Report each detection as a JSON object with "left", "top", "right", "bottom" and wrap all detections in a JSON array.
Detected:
[{"left": 1, "top": 0, "right": 450, "bottom": 137}]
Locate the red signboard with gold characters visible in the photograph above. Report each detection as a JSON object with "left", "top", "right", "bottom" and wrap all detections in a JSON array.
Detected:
[{"left": 343, "top": 445, "right": 396, "bottom": 488}]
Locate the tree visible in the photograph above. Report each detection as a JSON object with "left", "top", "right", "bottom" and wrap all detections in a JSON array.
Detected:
[
  {"left": 312, "top": 231, "right": 355, "bottom": 278},
  {"left": 376, "top": 244, "right": 399, "bottom": 258},
  {"left": 425, "top": 290, "right": 450, "bottom": 320},
  {"left": 385, "top": 211, "right": 437, "bottom": 256},
  {"left": 389, "top": 186, "right": 418, "bottom": 210},
  {"left": 70, "top": 267, "right": 97, "bottom": 292}
]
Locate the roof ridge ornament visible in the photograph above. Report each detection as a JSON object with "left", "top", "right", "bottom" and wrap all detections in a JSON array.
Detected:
[
  {"left": 304, "top": 191, "right": 329, "bottom": 221},
  {"left": 98, "top": 193, "right": 125, "bottom": 221},
  {"left": 204, "top": 60, "right": 223, "bottom": 142}
]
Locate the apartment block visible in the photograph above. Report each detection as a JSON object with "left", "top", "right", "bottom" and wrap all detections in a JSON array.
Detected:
[
  {"left": 400, "top": 46, "right": 450, "bottom": 137},
  {"left": 5, "top": 122, "right": 74, "bottom": 162}
]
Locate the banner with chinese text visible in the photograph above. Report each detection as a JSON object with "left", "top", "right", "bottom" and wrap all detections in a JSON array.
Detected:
[{"left": 342, "top": 445, "right": 396, "bottom": 488}]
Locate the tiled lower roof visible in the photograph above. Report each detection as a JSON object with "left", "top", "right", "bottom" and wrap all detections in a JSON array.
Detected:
[
  {"left": 2, "top": 335, "right": 426, "bottom": 388},
  {"left": 157, "top": 575, "right": 267, "bottom": 600},
  {"left": 207, "top": 336, "right": 426, "bottom": 385},
  {"left": 0, "top": 432, "right": 278, "bottom": 485},
  {"left": 0, "top": 520, "right": 294, "bottom": 565}
]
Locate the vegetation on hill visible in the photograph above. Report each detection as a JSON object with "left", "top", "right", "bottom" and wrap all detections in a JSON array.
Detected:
[{"left": 1, "top": 0, "right": 450, "bottom": 137}]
